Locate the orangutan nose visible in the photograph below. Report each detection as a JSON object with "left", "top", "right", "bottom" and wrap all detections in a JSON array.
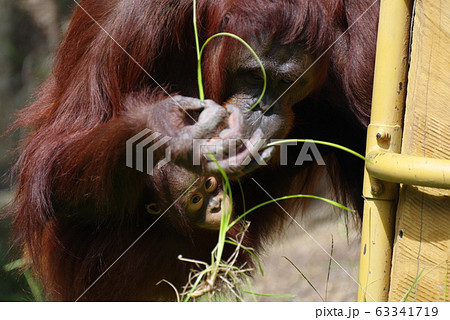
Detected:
[{"left": 208, "top": 196, "right": 222, "bottom": 214}]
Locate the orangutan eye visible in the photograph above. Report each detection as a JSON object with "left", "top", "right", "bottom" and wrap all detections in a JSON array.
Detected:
[
  {"left": 281, "top": 78, "right": 294, "bottom": 85},
  {"left": 250, "top": 71, "right": 263, "bottom": 82},
  {"left": 241, "top": 69, "right": 264, "bottom": 84},
  {"left": 145, "top": 203, "right": 162, "bottom": 215},
  {"left": 187, "top": 193, "right": 204, "bottom": 212},
  {"left": 205, "top": 177, "right": 218, "bottom": 193}
]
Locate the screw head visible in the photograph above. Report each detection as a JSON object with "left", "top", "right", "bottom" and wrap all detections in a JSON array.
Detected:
[
  {"left": 376, "top": 131, "right": 391, "bottom": 142},
  {"left": 371, "top": 182, "right": 384, "bottom": 195}
]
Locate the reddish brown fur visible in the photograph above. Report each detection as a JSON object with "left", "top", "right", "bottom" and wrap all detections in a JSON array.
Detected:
[{"left": 9, "top": 0, "right": 379, "bottom": 301}]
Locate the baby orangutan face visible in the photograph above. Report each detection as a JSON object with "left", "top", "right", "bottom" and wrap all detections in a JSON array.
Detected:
[
  {"left": 184, "top": 176, "right": 231, "bottom": 230},
  {"left": 146, "top": 167, "right": 232, "bottom": 231}
]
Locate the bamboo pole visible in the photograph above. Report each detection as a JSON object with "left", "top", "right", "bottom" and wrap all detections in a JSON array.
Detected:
[{"left": 358, "top": 0, "right": 413, "bottom": 302}]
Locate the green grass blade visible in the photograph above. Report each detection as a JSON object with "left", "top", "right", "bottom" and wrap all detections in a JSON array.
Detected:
[
  {"left": 23, "top": 270, "right": 45, "bottom": 302},
  {"left": 237, "top": 180, "right": 247, "bottom": 214},
  {"left": 192, "top": 0, "right": 205, "bottom": 101},
  {"left": 284, "top": 256, "right": 324, "bottom": 302},
  {"left": 206, "top": 154, "right": 234, "bottom": 284},
  {"left": 266, "top": 139, "right": 368, "bottom": 162},
  {"left": 3, "top": 258, "right": 26, "bottom": 272},
  {"left": 242, "top": 290, "right": 295, "bottom": 298},
  {"left": 227, "top": 194, "right": 354, "bottom": 232},
  {"left": 325, "top": 235, "right": 334, "bottom": 302},
  {"left": 403, "top": 268, "right": 425, "bottom": 302},
  {"left": 4, "top": 259, "right": 45, "bottom": 301}
]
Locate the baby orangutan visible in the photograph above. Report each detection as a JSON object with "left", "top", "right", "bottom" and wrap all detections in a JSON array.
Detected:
[{"left": 145, "top": 163, "right": 232, "bottom": 231}]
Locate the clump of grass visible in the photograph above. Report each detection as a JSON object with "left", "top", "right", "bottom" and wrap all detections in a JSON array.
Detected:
[{"left": 179, "top": 222, "right": 255, "bottom": 301}]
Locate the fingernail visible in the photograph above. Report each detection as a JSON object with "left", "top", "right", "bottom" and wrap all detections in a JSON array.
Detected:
[{"left": 262, "top": 146, "right": 274, "bottom": 160}]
